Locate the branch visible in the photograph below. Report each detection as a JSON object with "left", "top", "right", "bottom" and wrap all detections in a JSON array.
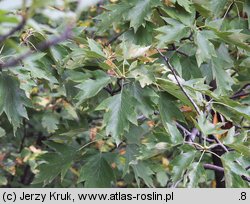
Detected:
[
  {"left": 230, "top": 83, "right": 250, "bottom": 99},
  {"left": 180, "top": 32, "right": 193, "bottom": 42},
  {"left": 0, "top": 17, "right": 26, "bottom": 43},
  {"left": 189, "top": 128, "right": 199, "bottom": 142},
  {"left": 156, "top": 48, "right": 202, "bottom": 115},
  {"left": 103, "top": 78, "right": 123, "bottom": 96},
  {"left": 222, "top": 1, "right": 235, "bottom": 19},
  {"left": 211, "top": 135, "right": 229, "bottom": 153},
  {"left": 204, "top": 163, "right": 250, "bottom": 183},
  {"left": 0, "top": 25, "right": 73, "bottom": 70},
  {"left": 156, "top": 7, "right": 167, "bottom": 25},
  {"left": 112, "top": 78, "right": 123, "bottom": 94},
  {"left": 242, "top": 175, "right": 250, "bottom": 183},
  {"left": 175, "top": 121, "right": 214, "bottom": 143},
  {"left": 166, "top": 44, "right": 188, "bottom": 57},
  {"left": 105, "top": 30, "right": 127, "bottom": 46},
  {"left": 203, "top": 163, "right": 224, "bottom": 172},
  {"left": 103, "top": 86, "right": 113, "bottom": 95},
  {"left": 137, "top": 115, "right": 147, "bottom": 122},
  {"left": 230, "top": 92, "right": 250, "bottom": 99},
  {"left": 175, "top": 122, "right": 191, "bottom": 135}
]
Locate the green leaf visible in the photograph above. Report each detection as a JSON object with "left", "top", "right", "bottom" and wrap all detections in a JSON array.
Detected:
[
  {"left": 196, "top": 113, "right": 227, "bottom": 136},
  {"left": 156, "top": 171, "right": 169, "bottom": 187},
  {"left": 162, "top": 6, "right": 195, "bottom": 26},
  {"left": 175, "top": 0, "right": 192, "bottom": 13},
  {"left": 211, "top": 57, "right": 234, "bottom": 95},
  {"left": 158, "top": 93, "right": 184, "bottom": 144},
  {"left": 42, "top": 112, "right": 60, "bottom": 133},
  {"left": 210, "top": 0, "right": 228, "bottom": 17},
  {"left": 123, "top": 144, "right": 139, "bottom": 176},
  {"left": 131, "top": 160, "right": 155, "bottom": 187},
  {"left": 170, "top": 151, "right": 196, "bottom": 183},
  {"left": 33, "top": 141, "right": 77, "bottom": 185},
  {"left": 50, "top": 45, "right": 69, "bottom": 63},
  {"left": 195, "top": 31, "right": 216, "bottom": 66},
  {"left": 119, "top": 40, "right": 151, "bottom": 60},
  {"left": 0, "top": 127, "right": 6, "bottom": 137},
  {"left": 124, "top": 125, "right": 146, "bottom": 145},
  {"left": 87, "top": 38, "right": 106, "bottom": 58},
  {"left": 130, "top": 83, "right": 157, "bottom": 117},
  {"left": 192, "top": 0, "right": 211, "bottom": 17},
  {"left": 123, "top": 22, "right": 154, "bottom": 46},
  {"left": 22, "top": 54, "right": 58, "bottom": 84},
  {"left": 211, "top": 97, "right": 250, "bottom": 121},
  {"left": 244, "top": 0, "right": 250, "bottom": 29},
  {"left": 96, "top": 89, "right": 137, "bottom": 144},
  {"left": 187, "top": 163, "right": 205, "bottom": 188},
  {"left": 156, "top": 18, "right": 190, "bottom": 47},
  {"left": 129, "top": 65, "right": 155, "bottom": 87},
  {"left": 0, "top": 11, "right": 18, "bottom": 23},
  {"left": 177, "top": 56, "right": 202, "bottom": 80},
  {"left": 95, "top": 2, "right": 132, "bottom": 33},
  {"left": 78, "top": 153, "right": 115, "bottom": 187},
  {"left": 127, "top": 0, "right": 160, "bottom": 32},
  {"left": 0, "top": 74, "right": 29, "bottom": 132},
  {"left": 0, "top": 175, "right": 7, "bottom": 186},
  {"left": 221, "top": 152, "right": 250, "bottom": 187},
  {"left": 156, "top": 78, "right": 193, "bottom": 107},
  {"left": 75, "top": 72, "right": 111, "bottom": 105},
  {"left": 211, "top": 29, "right": 250, "bottom": 52},
  {"left": 227, "top": 143, "right": 250, "bottom": 158}
]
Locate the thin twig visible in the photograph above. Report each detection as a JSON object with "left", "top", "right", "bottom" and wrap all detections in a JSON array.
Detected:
[
  {"left": 137, "top": 115, "right": 148, "bottom": 122},
  {"left": 211, "top": 135, "right": 229, "bottom": 153},
  {"left": 189, "top": 128, "right": 199, "bottom": 142},
  {"left": 180, "top": 32, "right": 193, "bottom": 42},
  {"left": 105, "top": 30, "right": 127, "bottom": 46},
  {"left": 171, "top": 178, "right": 183, "bottom": 188},
  {"left": 184, "top": 141, "right": 204, "bottom": 150},
  {"left": 242, "top": 175, "right": 250, "bottom": 182},
  {"left": 156, "top": 7, "right": 167, "bottom": 25},
  {"left": 222, "top": 1, "right": 235, "bottom": 19},
  {"left": 210, "top": 136, "right": 250, "bottom": 182},
  {"left": 166, "top": 44, "right": 188, "bottom": 57},
  {"left": 231, "top": 92, "right": 250, "bottom": 99},
  {"left": 77, "top": 139, "right": 99, "bottom": 151},
  {"left": 0, "top": 25, "right": 73, "bottom": 70},
  {"left": 203, "top": 163, "right": 224, "bottom": 172},
  {"left": 204, "top": 163, "right": 250, "bottom": 183},
  {"left": 103, "top": 87, "right": 113, "bottom": 95},
  {"left": 201, "top": 135, "right": 215, "bottom": 143},
  {"left": 157, "top": 48, "right": 201, "bottom": 115},
  {"left": 0, "top": 17, "right": 26, "bottom": 43},
  {"left": 230, "top": 83, "right": 250, "bottom": 100},
  {"left": 175, "top": 122, "right": 192, "bottom": 135},
  {"left": 103, "top": 78, "right": 123, "bottom": 96}
]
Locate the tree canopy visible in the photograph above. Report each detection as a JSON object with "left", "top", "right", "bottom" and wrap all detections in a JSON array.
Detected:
[{"left": 0, "top": 0, "right": 249, "bottom": 188}]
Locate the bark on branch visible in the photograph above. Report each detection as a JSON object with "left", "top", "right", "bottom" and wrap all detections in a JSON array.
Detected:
[
  {"left": 157, "top": 48, "right": 202, "bottom": 115},
  {"left": 0, "top": 17, "right": 26, "bottom": 43},
  {"left": 204, "top": 163, "right": 250, "bottom": 183},
  {"left": 0, "top": 25, "right": 73, "bottom": 70}
]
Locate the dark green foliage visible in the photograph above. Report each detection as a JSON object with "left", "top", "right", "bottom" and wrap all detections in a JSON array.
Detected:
[{"left": 0, "top": 0, "right": 249, "bottom": 188}]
